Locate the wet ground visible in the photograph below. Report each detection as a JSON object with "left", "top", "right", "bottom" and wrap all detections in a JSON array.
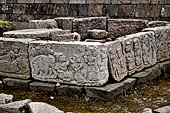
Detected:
[{"left": 1, "top": 78, "right": 170, "bottom": 113}]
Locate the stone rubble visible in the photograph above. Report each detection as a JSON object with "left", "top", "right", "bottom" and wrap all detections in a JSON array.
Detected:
[{"left": 0, "top": 93, "right": 13, "bottom": 105}]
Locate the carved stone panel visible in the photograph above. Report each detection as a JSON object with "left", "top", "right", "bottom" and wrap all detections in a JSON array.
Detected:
[
  {"left": 29, "top": 41, "right": 109, "bottom": 86},
  {"left": 143, "top": 26, "right": 170, "bottom": 62},
  {"left": 0, "top": 37, "right": 34, "bottom": 79},
  {"left": 105, "top": 41, "right": 127, "bottom": 81}
]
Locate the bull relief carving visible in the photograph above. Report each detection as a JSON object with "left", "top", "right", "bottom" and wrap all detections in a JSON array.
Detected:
[{"left": 29, "top": 42, "right": 109, "bottom": 86}]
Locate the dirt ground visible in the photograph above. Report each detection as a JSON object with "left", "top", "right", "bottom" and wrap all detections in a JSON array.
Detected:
[{"left": 1, "top": 78, "right": 170, "bottom": 113}]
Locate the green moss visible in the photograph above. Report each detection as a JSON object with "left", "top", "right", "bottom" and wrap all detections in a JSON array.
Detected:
[
  {"left": 1, "top": 79, "right": 170, "bottom": 113},
  {"left": 0, "top": 20, "right": 15, "bottom": 36}
]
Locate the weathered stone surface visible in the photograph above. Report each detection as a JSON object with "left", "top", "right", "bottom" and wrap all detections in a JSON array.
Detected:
[
  {"left": 69, "top": 0, "right": 86, "bottom": 4},
  {"left": 28, "top": 102, "right": 64, "bottom": 113},
  {"left": 17, "top": 0, "right": 34, "bottom": 3},
  {"left": 29, "top": 41, "right": 109, "bottom": 86},
  {"left": 0, "top": 37, "right": 34, "bottom": 79},
  {"left": 0, "top": 93, "right": 13, "bottom": 104},
  {"left": 143, "top": 26, "right": 170, "bottom": 62},
  {"left": 154, "top": 106, "right": 170, "bottom": 113},
  {"left": 57, "top": 85, "right": 83, "bottom": 97},
  {"left": 14, "top": 22, "right": 29, "bottom": 30},
  {"left": 88, "top": 29, "right": 108, "bottom": 39},
  {"left": 50, "top": 0, "right": 69, "bottom": 3},
  {"left": 29, "top": 19, "right": 58, "bottom": 29},
  {"left": 108, "top": 19, "right": 148, "bottom": 39},
  {"left": 3, "top": 29, "right": 70, "bottom": 40},
  {"left": 117, "top": 31, "right": 157, "bottom": 75},
  {"left": 29, "top": 82, "right": 56, "bottom": 92},
  {"left": 132, "top": 0, "right": 150, "bottom": 4},
  {"left": 159, "top": 60, "right": 170, "bottom": 78},
  {"left": 3, "top": 78, "right": 32, "bottom": 89},
  {"left": 117, "top": 5, "right": 136, "bottom": 17},
  {"left": 73, "top": 17, "right": 107, "bottom": 40},
  {"left": 86, "top": 0, "right": 110, "bottom": 4},
  {"left": 130, "top": 64, "right": 161, "bottom": 84},
  {"left": 142, "top": 108, "right": 152, "bottom": 113},
  {"left": 85, "top": 82, "right": 124, "bottom": 101},
  {"left": 102, "top": 4, "right": 118, "bottom": 17},
  {"left": 161, "top": 5, "right": 170, "bottom": 17},
  {"left": 50, "top": 32, "right": 81, "bottom": 41},
  {"left": 0, "top": 99, "right": 31, "bottom": 113},
  {"left": 54, "top": 17, "right": 75, "bottom": 31},
  {"left": 88, "top": 5, "right": 103, "bottom": 16},
  {"left": 85, "top": 39, "right": 107, "bottom": 43},
  {"left": 146, "top": 21, "right": 170, "bottom": 28},
  {"left": 105, "top": 41, "right": 127, "bottom": 81}
]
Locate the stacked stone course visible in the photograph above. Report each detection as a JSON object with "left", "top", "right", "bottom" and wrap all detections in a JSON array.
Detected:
[{"left": 1, "top": 0, "right": 170, "bottom": 21}]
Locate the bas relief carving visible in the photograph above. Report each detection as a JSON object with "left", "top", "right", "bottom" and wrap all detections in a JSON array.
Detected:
[
  {"left": 29, "top": 42, "right": 109, "bottom": 86},
  {"left": 106, "top": 41, "right": 127, "bottom": 81},
  {"left": 0, "top": 40, "right": 30, "bottom": 79}
]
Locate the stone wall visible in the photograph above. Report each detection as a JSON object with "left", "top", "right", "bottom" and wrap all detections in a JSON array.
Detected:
[{"left": 1, "top": 0, "right": 170, "bottom": 21}]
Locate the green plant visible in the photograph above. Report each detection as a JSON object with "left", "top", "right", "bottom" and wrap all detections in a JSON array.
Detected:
[{"left": 0, "top": 20, "right": 16, "bottom": 36}]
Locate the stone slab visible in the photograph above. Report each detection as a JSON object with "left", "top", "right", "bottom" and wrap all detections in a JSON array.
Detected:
[
  {"left": 29, "top": 19, "right": 58, "bottom": 29},
  {"left": 0, "top": 99, "right": 31, "bottom": 113},
  {"left": 87, "top": 29, "right": 108, "bottom": 39},
  {"left": 3, "top": 29, "right": 70, "bottom": 40},
  {"left": 117, "top": 31, "right": 157, "bottom": 75},
  {"left": 0, "top": 37, "right": 34, "bottom": 79},
  {"left": 108, "top": 19, "right": 148, "bottom": 39},
  {"left": 143, "top": 26, "right": 170, "bottom": 62},
  {"left": 57, "top": 85, "right": 83, "bottom": 97},
  {"left": 0, "top": 93, "right": 13, "bottom": 104},
  {"left": 146, "top": 21, "right": 170, "bottom": 28},
  {"left": 104, "top": 41, "right": 128, "bottom": 81},
  {"left": 159, "top": 60, "right": 170, "bottom": 78},
  {"left": 28, "top": 102, "right": 64, "bottom": 113},
  {"left": 3, "top": 78, "right": 32, "bottom": 89},
  {"left": 29, "top": 41, "right": 109, "bottom": 86},
  {"left": 29, "top": 82, "right": 56, "bottom": 92},
  {"left": 54, "top": 17, "right": 75, "bottom": 31},
  {"left": 73, "top": 17, "right": 107, "bottom": 40},
  {"left": 130, "top": 64, "right": 161, "bottom": 84},
  {"left": 154, "top": 106, "right": 170, "bottom": 113}
]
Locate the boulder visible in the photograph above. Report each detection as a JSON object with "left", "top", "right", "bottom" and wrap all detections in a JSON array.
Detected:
[{"left": 0, "top": 93, "right": 13, "bottom": 104}]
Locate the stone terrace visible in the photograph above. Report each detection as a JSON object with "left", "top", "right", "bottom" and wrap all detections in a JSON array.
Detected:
[{"left": 1, "top": 17, "right": 170, "bottom": 101}]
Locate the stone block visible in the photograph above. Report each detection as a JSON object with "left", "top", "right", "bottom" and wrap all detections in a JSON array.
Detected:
[
  {"left": 104, "top": 41, "right": 128, "bottom": 81},
  {"left": 85, "top": 82, "right": 124, "bottom": 101},
  {"left": 57, "top": 85, "right": 83, "bottom": 97},
  {"left": 50, "top": 32, "right": 81, "bottom": 41},
  {"left": 34, "top": 0, "right": 50, "bottom": 3},
  {"left": 0, "top": 93, "right": 13, "bottom": 104},
  {"left": 154, "top": 106, "right": 170, "bottom": 113},
  {"left": 146, "top": 21, "right": 170, "bottom": 28},
  {"left": 108, "top": 19, "right": 148, "bottom": 39},
  {"left": 161, "top": 5, "right": 170, "bottom": 18},
  {"left": 55, "top": 4, "right": 69, "bottom": 16},
  {"left": 69, "top": 4, "right": 78, "bottom": 17},
  {"left": 118, "top": 5, "right": 136, "bottom": 17},
  {"left": 143, "top": 26, "right": 170, "bottom": 62},
  {"left": 50, "top": 0, "right": 69, "bottom": 3},
  {"left": 6, "top": 0, "right": 17, "bottom": 3},
  {"left": 151, "top": 0, "right": 159, "bottom": 4},
  {"left": 135, "top": 5, "right": 161, "bottom": 18},
  {"left": 17, "top": 0, "right": 34, "bottom": 3},
  {"left": 29, "top": 82, "right": 56, "bottom": 92},
  {"left": 55, "top": 17, "right": 75, "bottom": 31},
  {"left": 159, "top": 60, "right": 170, "bottom": 78},
  {"left": 28, "top": 102, "right": 64, "bottom": 113},
  {"left": 131, "top": 0, "right": 150, "bottom": 4},
  {"left": 3, "top": 29, "right": 69, "bottom": 40},
  {"left": 88, "top": 5, "right": 103, "bottom": 16},
  {"left": 78, "top": 4, "right": 88, "bottom": 17},
  {"left": 73, "top": 17, "right": 107, "bottom": 40},
  {"left": 102, "top": 4, "right": 118, "bottom": 17},
  {"left": 29, "top": 41, "right": 109, "bottom": 86},
  {"left": 117, "top": 31, "right": 157, "bottom": 75},
  {"left": 86, "top": 0, "right": 110, "bottom": 4},
  {"left": 29, "top": 19, "right": 58, "bottom": 29},
  {"left": 0, "top": 99, "right": 31, "bottom": 113},
  {"left": 3, "top": 78, "right": 32, "bottom": 89},
  {"left": 88, "top": 29, "right": 108, "bottom": 39},
  {"left": 13, "top": 4, "right": 26, "bottom": 14},
  {"left": 69, "top": 0, "right": 86, "bottom": 4},
  {"left": 0, "top": 37, "right": 34, "bottom": 79},
  {"left": 122, "top": 78, "right": 136, "bottom": 91},
  {"left": 159, "top": 0, "right": 170, "bottom": 4}
]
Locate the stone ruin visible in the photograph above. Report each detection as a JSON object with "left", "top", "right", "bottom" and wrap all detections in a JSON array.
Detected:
[{"left": 1, "top": 17, "right": 170, "bottom": 101}]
